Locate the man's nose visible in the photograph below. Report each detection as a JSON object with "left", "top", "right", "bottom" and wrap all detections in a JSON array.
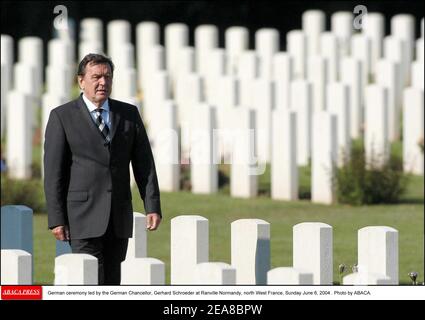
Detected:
[{"left": 98, "top": 76, "right": 107, "bottom": 85}]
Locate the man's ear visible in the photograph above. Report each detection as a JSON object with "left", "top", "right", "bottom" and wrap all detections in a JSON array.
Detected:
[{"left": 77, "top": 76, "right": 84, "bottom": 90}]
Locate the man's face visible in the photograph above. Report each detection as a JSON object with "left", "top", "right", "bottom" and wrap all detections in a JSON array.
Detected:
[{"left": 78, "top": 62, "right": 113, "bottom": 106}]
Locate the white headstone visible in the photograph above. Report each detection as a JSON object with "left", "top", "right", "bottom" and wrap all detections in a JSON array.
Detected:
[
  {"left": 255, "top": 28, "right": 280, "bottom": 79},
  {"left": 230, "top": 108, "right": 258, "bottom": 198},
  {"left": 48, "top": 38, "right": 74, "bottom": 88},
  {"left": 125, "top": 213, "right": 147, "bottom": 260},
  {"left": 302, "top": 10, "right": 326, "bottom": 56},
  {"left": 411, "top": 61, "right": 424, "bottom": 90},
  {"left": 351, "top": 34, "right": 371, "bottom": 83},
  {"left": 111, "top": 43, "right": 135, "bottom": 70},
  {"left": 287, "top": 30, "right": 307, "bottom": 79},
  {"left": 13, "top": 63, "right": 38, "bottom": 100},
  {"left": 237, "top": 50, "right": 259, "bottom": 79},
  {"left": 231, "top": 219, "right": 270, "bottom": 284},
  {"left": 121, "top": 257, "right": 165, "bottom": 285},
  {"left": 6, "top": 91, "right": 33, "bottom": 179},
  {"left": 1, "top": 35, "right": 14, "bottom": 135},
  {"left": 107, "top": 20, "right": 131, "bottom": 58},
  {"left": 54, "top": 254, "right": 98, "bottom": 285},
  {"left": 216, "top": 76, "right": 240, "bottom": 160},
  {"left": 152, "top": 100, "right": 180, "bottom": 192},
  {"left": 1, "top": 34, "right": 14, "bottom": 66},
  {"left": 293, "top": 222, "right": 333, "bottom": 284},
  {"left": 391, "top": 14, "right": 415, "bottom": 70},
  {"left": 267, "top": 267, "right": 313, "bottom": 285},
  {"left": 190, "top": 104, "right": 218, "bottom": 194},
  {"left": 341, "top": 57, "right": 364, "bottom": 139},
  {"left": 136, "top": 21, "right": 160, "bottom": 90},
  {"left": 140, "top": 45, "right": 165, "bottom": 94},
  {"left": 175, "top": 73, "right": 204, "bottom": 158},
  {"left": 18, "top": 37, "right": 43, "bottom": 95},
  {"left": 41, "top": 93, "right": 68, "bottom": 177},
  {"left": 403, "top": 87, "right": 424, "bottom": 175},
  {"left": 307, "top": 55, "right": 329, "bottom": 112},
  {"left": 357, "top": 226, "right": 398, "bottom": 284},
  {"left": 1, "top": 34, "right": 13, "bottom": 134},
  {"left": 1, "top": 63, "right": 10, "bottom": 136},
  {"left": 56, "top": 16, "right": 76, "bottom": 42},
  {"left": 365, "top": 85, "right": 390, "bottom": 167},
  {"left": 80, "top": 18, "right": 103, "bottom": 43},
  {"left": 320, "top": 32, "right": 340, "bottom": 82},
  {"left": 252, "top": 78, "right": 274, "bottom": 163},
  {"left": 327, "top": 82, "right": 351, "bottom": 167},
  {"left": 195, "top": 262, "right": 236, "bottom": 285},
  {"left": 238, "top": 51, "right": 259, "bottom": 108},
  {"left": 176, "top": 46, "right": 195, "bottom": 78},
  {"left": 271, "top": 109, "right": 298, "bottom": 200},
  {"left": 290, "top": 80, "right": 313, "bottom": 166},
  {"left": 143, "top": 71, "right": 171, "bottom": 131},
  {"left": 1, "top": 249, "right": 32, "bottom": 285},
  {"left": 384, "top": 35, "right": 408, "bottom": 87},
  {"left": 79, "top": 41, "right": 104, "bottom": 62},
  {"left": 343, "top": 272, "right": 393, "bottom": 285},
  {"left": 225, "top": 26, "right": 249, "bottom": 75},
  {"left": 48, "top": 38, "right": 74, "bottom": 66},
  {"left": 273, "top": 53, "right": 294, "bottom": 110},
  {"left": 376, "top": 59, "right": 401, "bottom": 141},
  {"left": 331, "top": 11, "right": 354, "bottom": 56},
  {"left": 363, "top": 13, "right": 385, "bottom": 75},
  {"left": 171, "top": 215, "right": 209, "bottom": 284},
  {"left": 111, "top": 67, "right": 137, "bottom": 101},
  {"left": 195, "top": 25, "right": 219, "bottom": 75},
  {"left": 204, "top": 49, "right": 226, "bottom": 107},
  {"left": 312, "top": 112, "right": 337, "bottom": 204},
  {"left": 165, "top": 23, "right": 189, "bottom": 88},
  {"left": 416, "top": 38, "right": 424, "bottom": 63},
  {"left": 46, "top": 65, "right": 72, "bottom": 100},
  {"left": 19, "top": 37, "right": 43, "bottom": 68}
]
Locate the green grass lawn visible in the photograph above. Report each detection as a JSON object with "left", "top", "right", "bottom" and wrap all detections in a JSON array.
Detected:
[{"left": 33, "top": 174, "right": 423, "bottom": 285}]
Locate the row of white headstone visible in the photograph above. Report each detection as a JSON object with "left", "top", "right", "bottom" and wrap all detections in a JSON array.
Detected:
[
  {"left": 1, "top": 11, "right": 424, "bottom": 204},
  {"left": 1, "top": 213, "right": 399, "bottom": 285}
]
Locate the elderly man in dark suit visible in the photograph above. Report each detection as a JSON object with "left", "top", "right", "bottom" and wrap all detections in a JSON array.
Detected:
[{"left": 44, "top": 53, "right": 162, "bottom": 285}]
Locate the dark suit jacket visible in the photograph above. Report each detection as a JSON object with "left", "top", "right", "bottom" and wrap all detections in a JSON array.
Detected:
[{"left": 44, "top": 94, "right": 162, "bottom": 239}]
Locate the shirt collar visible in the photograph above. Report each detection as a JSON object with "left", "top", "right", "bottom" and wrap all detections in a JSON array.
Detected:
[{"left": 82, "top": 94, "right": 110, "bottom": 113}]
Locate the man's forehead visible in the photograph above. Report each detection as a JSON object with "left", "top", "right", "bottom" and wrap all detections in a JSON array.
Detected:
[{"left": 86, "top": 62, "right": 112, "bottom": 74}]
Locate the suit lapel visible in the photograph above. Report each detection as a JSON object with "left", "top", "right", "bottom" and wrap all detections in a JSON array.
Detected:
[
  {"left": 74, "top": 95, "right": 110, "bottom": 164},
  {"left": 108, "top": 99, "right": 121, "bottom": 142},
  {"left": 77, "top": 94, "right": 111, "bottom": 141}
]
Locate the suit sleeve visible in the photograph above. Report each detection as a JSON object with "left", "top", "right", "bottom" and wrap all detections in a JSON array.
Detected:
[
  {"left": 44, "top": 109, "right": 71, "bottom": 229},
  {"left": 131, "top": 108, "right": 162, "bottom": 217}
]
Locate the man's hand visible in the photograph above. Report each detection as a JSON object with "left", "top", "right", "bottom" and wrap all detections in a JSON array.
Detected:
[
  {"left": 52, "top": 225, "right": 70, "bottom": 241},
  {"left": 146, "top": 213, "right": 161, "bottom": 231}
]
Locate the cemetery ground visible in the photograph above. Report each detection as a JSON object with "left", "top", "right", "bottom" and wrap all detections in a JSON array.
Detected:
[
  {"left": 2, "top": 107, "right": 423, "bottom": 285},
  {"left": 29, "top": 156, "right": 424, "bottom": 285}
]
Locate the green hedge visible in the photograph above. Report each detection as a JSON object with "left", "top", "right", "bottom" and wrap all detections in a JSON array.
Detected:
[
  {"left": 0, "top": 174, "right": 46, "bottom": 212},
  {"left": 334, "top": 141, "right": 408, "bottom": 205}
]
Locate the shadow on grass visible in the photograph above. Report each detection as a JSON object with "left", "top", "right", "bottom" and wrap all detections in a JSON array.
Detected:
[{"left": 397, "top": 198, "right": 424, "bottom": 205}]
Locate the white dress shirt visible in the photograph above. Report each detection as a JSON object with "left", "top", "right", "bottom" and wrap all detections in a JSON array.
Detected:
[{"left": 82, "top": 94, "right": 111, "bottom": 129}]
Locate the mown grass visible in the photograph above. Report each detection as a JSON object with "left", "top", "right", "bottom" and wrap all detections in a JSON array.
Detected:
[
  {"left": 33, "top": 174, "right": 423, "bottom": 285},
  {"left": 5, "top": 92, "right": 423, "bottom": 285}
]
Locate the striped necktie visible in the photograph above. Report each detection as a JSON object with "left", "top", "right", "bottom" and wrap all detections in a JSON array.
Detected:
[{"left": 94, "top": 108, "right": 110, "bottom": 144}]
